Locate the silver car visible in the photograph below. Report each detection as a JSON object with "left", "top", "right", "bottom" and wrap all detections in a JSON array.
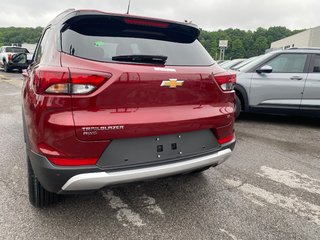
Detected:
[
  {"left": 220, "top": 58, "right": 246, "bottom": 70},
  {"left": 235, "top": 48, "right": 320, "bottom": 118}
]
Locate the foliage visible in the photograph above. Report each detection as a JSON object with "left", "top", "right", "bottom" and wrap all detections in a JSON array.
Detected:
[
  {"left": 0, "top": 27, "right": 43, "bottom": 46},
  {"left": 0, "top": 26, "right": 303, "bottom": 60},
  {"left": 199, "top": 26, "right": 304, "bottom": 60}
]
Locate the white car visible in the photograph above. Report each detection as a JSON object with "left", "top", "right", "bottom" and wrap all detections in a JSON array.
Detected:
[{"left": 0, "top": 46, "right": 32, "bottom": 72}]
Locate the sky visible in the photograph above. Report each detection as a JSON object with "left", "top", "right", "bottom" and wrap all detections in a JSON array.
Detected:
[{"left": 0, "top": 0, "right": 319, "bottom": 31}]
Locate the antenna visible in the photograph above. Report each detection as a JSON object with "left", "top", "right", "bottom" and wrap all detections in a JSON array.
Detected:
[{"left": 126, "top": 0, "right": 131, "bottom": 14}]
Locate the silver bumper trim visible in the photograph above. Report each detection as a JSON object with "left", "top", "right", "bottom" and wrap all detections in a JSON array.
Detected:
[{"left": 61, "top": 149, "right": 232, "bottom": 191}]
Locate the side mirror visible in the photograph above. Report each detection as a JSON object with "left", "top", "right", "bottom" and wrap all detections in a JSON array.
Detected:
[
  {"left": 256, "top": 65, "right": 273, "bottom": 74},
  {"left": 11, "top": 53, "right": 28, "bottom": 64}
]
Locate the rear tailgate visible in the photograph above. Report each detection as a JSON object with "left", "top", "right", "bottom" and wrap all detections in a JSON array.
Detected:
[
  {"left": 60, "top": 13, "right": 234, "bottom": 141},
  {"left": 62, "top": 55, "right": 232, "bottom": 141}
]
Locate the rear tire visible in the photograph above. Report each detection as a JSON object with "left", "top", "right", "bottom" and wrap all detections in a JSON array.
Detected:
[
  {"left": 27, "top": 157, "right": 59, "bottom": 207},
  {"left": 235, "top": 95, "right": 242, "bottom": 119},
  {"left": 3, "top": 61, "right": 10, "bottom": 72}
]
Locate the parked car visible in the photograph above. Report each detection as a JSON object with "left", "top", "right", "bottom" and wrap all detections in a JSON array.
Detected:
[
  {"left": 216, "top": 60, "right": 226, "bottom": 64},
  {"left": 235, "top": 48, "right": 320, "bottom": 118},
  {"left": 20, "top": 9, "right": 236, "bottom": 207},
  {"left": 218, "top": 60, "right": 231, "bottom": 66},
  {"left": 231, "top": 56, "right": 259, "bottom": 70},
  {"left": 0, "top": 46, "right": 32, "bottom": 72},
  {"left": 220, "top": 59, "right": 246, "bottom": 70}
]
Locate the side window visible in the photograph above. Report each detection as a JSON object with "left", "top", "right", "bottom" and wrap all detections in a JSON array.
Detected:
[
  {"left": 312, "top": 55, "right": 320, "bottom": 73},
  {"left": 264, "top": 54, "right": 308, "bottom": 73},
  {"left": 34, "top": 28, "right": 51, "bottom": 64}
]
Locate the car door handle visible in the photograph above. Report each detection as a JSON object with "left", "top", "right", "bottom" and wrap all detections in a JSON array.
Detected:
[{"left": 290, "top": 76, "right": 303, "bottom": 81}]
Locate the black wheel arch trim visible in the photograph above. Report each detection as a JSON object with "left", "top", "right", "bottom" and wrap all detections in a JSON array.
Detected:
[{"left": 234, "top": 84, "right": 249, "bottom": 111}]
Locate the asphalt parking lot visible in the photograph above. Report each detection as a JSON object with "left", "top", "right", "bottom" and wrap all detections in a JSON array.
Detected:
[{"left": 0, "top": 70, "right": 319, "bottom": 240}]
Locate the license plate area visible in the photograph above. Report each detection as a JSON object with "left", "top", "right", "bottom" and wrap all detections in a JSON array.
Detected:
[{"left": 97, "top": 129, "right": 219, "bottom": 170}]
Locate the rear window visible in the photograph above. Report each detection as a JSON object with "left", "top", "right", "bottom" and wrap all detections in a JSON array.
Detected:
[
  {"left": 5, "top": 47, "right": 29, "bottom": 53},
  {"left": 61, "top": 16, "right": 214, "bottom": 66}
]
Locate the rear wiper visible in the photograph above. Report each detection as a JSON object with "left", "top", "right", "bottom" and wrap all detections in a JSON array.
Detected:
[{"left": 112, "top": 55, "right": 167, "bottom": 64}]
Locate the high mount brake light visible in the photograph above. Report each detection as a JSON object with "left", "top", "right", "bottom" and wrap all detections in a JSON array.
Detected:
[
  {"left": 214, "top": 73, "right": 236, "bottom": 91},
  {"left": 33, "top": 67, "right": 112, "bottom": 95},
  {"left": 124, "top": 18, "right": 169, "bottom": 28}
]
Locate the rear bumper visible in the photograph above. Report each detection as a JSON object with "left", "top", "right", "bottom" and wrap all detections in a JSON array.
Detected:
[
  {"left": 8, "top": 62, "right": 28, "bottom": 69},
  {"left": 27, "top": 140, "right": 235, "bottom": 194},
  {"left": 61, "top": 148, "right": 232, "bottom": 191}
]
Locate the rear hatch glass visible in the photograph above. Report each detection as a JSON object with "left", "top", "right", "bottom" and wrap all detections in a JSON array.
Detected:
[{"left": 61, "top": 15, "right": 214, "bottom": 66}]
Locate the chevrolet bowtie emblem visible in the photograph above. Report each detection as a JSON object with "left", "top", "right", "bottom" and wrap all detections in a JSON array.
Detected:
[{"left": 161, "top": 79, "right": 184, "bottom": 89}]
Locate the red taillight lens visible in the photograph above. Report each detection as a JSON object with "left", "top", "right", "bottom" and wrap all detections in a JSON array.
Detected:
[
  {"left": 214, "top": 73, "right": 236, "bottom": 91},
  {"left": 8, "top": 54, "right": 12, "bottom": 62},
  {"left": 124, "top": 18, "right": 169, "bottom": 28},
  {"left": 49, "top": 157, "right": 98, "bottom": 166},
  {"left": 34, "top": 67, "right": 69, "bottom": 94},
  {"left": 33, "top": 67, "right": 112, "bottom": 95},
  {"left": 72, "top": 74, "right": 107, "bottom": 86},
  {"left": 217, "top": 133, "right": 235, "bottom": 145}
]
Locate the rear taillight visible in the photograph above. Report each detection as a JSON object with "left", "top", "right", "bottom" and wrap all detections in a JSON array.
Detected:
[
  {"left": 34, "top": 67, "right": 69, "bottom": 94},
  {"left": 71, "top": 70, "right": 111, "bottom": 95},
  {"left": 8, "top": 54, "right": 12, "bottom": 62},
  {"left": 214, "top": 73, "right": 236, "bottom": 91},
  {"left": 33, "top": 67, "right": 111, "bottom": 95}
]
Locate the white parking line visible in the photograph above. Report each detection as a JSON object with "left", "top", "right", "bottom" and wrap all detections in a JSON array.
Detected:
[
  {"left": 101, "top": 190, "right": 146, "bottom": 227},
  {"left": 226, "top": 179, "right": 320, "bottom": 226},
  {"left": 258, "top": 166, "right": 320, "bottom": 195}
]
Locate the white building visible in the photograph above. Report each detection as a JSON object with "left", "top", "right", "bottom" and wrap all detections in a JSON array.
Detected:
[{"left": 270, "top": 26, "right": 320, "bottom": 50}]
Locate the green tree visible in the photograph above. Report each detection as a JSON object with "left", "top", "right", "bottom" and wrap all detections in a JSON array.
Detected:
[
  {"left": 253, "top": 36, "right": 269, "bottom": 55},
  {"left": 199, "top": 26, "right": 304, "bottom": 59},
  {"left": 0, "top": 27, "right": 43, "bottom": 46},
  {"left": 230, "top": 39, "right": 245, "bottom": 58},
  {"left": 0, "top": 26, "right": 304, "bottom": 60}
]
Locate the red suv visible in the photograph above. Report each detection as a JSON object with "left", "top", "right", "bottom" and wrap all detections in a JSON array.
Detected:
[{"left": 22, "top": 9, "right": 236, "bottom": 207}]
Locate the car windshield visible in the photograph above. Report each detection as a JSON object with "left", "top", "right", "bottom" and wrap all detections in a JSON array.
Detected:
[
  {"left": 61, "top": 17, "right": 214, "bottom": 66},
  {"left": 232, "top": 56, "right": 260, "bottom": 70},
  {"left": 220, "top": 59, "right": 245, "bottom": 69},
  {"left": 5, "top": 47, "right": 29, "bottom": 53},
  {"left": 237, "top": 52, "right": 277, "bottom": 72},
  {"left": 219, "top": 60, "right": 231, "bottom": 67}
]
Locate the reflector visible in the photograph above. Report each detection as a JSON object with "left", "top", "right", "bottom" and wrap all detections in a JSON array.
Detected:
[{"left": 49, "top": 157, "right": 98, "bottom": 166}]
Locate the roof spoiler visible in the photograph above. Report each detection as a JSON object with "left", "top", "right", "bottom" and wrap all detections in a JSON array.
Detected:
[{"left": 60, "top": 12, "right": 200, "bottom": 43}]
